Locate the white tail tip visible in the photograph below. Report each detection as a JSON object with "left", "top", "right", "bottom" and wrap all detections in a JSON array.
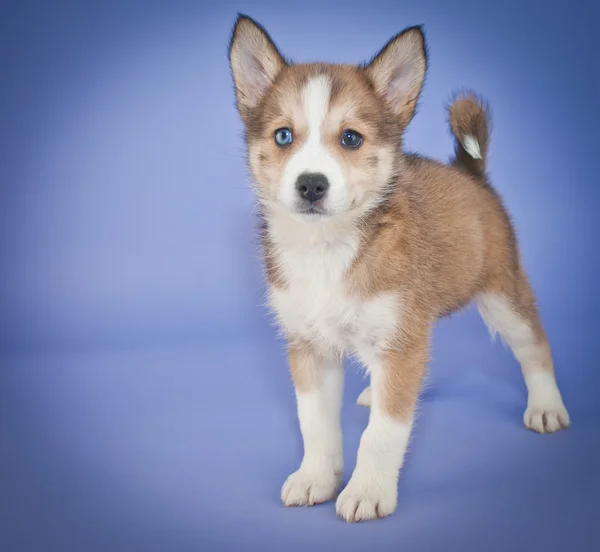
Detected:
[{"left": 462, "top": 135, "right": 483, "bottom": 159}]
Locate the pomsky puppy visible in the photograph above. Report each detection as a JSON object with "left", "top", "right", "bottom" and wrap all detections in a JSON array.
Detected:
[{"left": 228, "top": 14, "right": 570, "bottom": 522}]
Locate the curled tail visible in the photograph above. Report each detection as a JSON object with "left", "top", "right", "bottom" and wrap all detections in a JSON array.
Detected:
[{"left": 448, "top": 92, "right": 491, "bottom": 179}]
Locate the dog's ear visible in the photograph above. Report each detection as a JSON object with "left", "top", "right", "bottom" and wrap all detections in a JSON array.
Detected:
[
  {"left": 228, "top": 15, "right": 286, "bottom": 120},
  {"left": 364, "top": 26, "right": 427, "bottom": 127}
]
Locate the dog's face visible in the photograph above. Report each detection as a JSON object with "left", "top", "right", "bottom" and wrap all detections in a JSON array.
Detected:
[{"left": 229, "top": 16, "right": 427, "bottom": 220}]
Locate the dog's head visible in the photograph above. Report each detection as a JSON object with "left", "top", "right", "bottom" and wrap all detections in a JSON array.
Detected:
[{"left": 228, "top": 15, "right": 427, "bottom": 220}]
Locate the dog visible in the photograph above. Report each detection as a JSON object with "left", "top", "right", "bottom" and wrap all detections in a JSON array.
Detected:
[{"left": 228, "top": 14, "right": 570, "bottom": 522}]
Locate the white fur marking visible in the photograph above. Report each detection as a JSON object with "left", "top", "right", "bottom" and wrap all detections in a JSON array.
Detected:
[
  {"left": 336, "top": 360, "right": 412, "bottom": 521},
  {"left": 336, "top": 410, "right": 410, "bottom": 521},
  {"left": 271, "top": 275, "right": 400, "bottom": 357},
  {"left": 281, "top": 358, "right": 344, "bottom": 506},
  {"left": 279, "top": 75, "right": 347, "bottom": 214},
  {"left": 462, "top": 135, "right": 482, "bottom": 159},
  {"left": 477, "top": 293, "right": 569, "bottom": 432},
  {"left": 477, "top": 294, "right": 540, "bottom": 367},
  {"left": 268, "top": 210, "right": 402, "bottom": 357},
  {"left": 523, "top": 371, "right": 570, "bottom": 432}
]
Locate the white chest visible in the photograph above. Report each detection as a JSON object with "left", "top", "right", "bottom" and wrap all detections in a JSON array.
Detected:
[{"left": 268, "top": 237, "right": 401, "bottom": 360}]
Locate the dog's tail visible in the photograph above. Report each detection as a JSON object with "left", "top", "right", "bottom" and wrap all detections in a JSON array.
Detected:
[{"left": 447, "top": 92, "right": 491, "bottom": 179}]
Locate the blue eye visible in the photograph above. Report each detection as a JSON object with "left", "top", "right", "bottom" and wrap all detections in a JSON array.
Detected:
[
  {"left": 341, "top": 129, "right": 363, "bottom": 149},
  {"left": 274, "top": 128, "right": 293, "bottom": 146}
]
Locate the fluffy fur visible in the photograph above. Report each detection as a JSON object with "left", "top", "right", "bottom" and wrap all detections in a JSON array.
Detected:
[{"left": 228, "top": 14, "right": 570, "bottom": 522}]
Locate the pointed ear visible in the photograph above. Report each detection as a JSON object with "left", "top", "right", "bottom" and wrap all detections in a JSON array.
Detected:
[
  {"left": 228, "top": 15, "right": 286, "bottom": 119},
  {"left": 364, "top": 26, "right": 427, "bottom": 127}
]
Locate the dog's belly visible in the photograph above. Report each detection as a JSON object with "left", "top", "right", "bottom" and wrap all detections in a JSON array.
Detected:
[{"left": 270, "top": 283, "right": 400, "bottom": 359}]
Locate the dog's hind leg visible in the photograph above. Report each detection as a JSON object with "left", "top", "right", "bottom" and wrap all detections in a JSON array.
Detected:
[{"left": 477, "top": 269, "right": 569, "bottom": 433}]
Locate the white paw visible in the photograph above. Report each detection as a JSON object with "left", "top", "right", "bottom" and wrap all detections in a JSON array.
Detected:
[
  {"left": 523, "top": 373, "right": 570, "bottom": 433},
  {"left": 281, "top": 469, "right": 341, "bottom": 507},
  {"left": 524, "top": 402, "right": 570, "bottom": 433},
  {"left": 356, "top": 386, "right": 371, "bottom": 407},
  {"left": 335, "top": 475, "right": 397, "bottom": 522}
]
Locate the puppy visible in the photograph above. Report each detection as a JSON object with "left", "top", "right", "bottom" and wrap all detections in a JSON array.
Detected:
[{"left": 228, "top": 14, "right": 570, "bottom": 522}]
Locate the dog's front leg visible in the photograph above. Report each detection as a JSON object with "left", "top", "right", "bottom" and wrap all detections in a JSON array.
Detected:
[
  {"left": 281, "top": 343, "right": 344, "bottom": 506},
  {"left": 336, "top": 328, "right": 428, "bottom": 522}
]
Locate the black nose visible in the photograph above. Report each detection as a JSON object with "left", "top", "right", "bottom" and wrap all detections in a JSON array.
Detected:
[{"left": 295, "top": 173, "right": 329, "bottom": 204}]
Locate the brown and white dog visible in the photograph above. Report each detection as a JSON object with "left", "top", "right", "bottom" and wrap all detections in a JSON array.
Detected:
[{"left": 228, "top": 14, "right": 570, "bottom": 522}]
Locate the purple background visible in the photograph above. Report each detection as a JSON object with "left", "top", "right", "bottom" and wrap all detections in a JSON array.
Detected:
[{"left": 1, "top": 0, "right": 599, "bottom": 550}]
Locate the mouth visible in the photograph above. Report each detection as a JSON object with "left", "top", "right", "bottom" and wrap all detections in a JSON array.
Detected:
[{"left": 294, "top": 203, "right": 329, "bottom": 217}]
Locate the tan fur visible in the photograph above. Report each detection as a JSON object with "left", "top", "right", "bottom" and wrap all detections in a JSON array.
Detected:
[
  {"left": 378, "top": 328, "right": 430, "bottom": 419},
  {"left": 246, "top": 63, "right": 403, "bottom": 213},
  {"left": 229, "top": 15, "right": 570, "bottom": 522},
  {"left": 364, "top": 26, "right": 427, "bottom": 127},
  {"left": 229, "top": 14, "right": 567, "bottom": 457},
  {"left": 448, "top": 92, "right": 490, "bottom": 178},
  {"left": 288, "top": 343, "right": 322, "bottom": 393},
  {"left": 345, "top": 154, "right": 560, "bottom": 418},
  {"left": 231, "top": 18, "right": 562, "bottom": 423}
]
